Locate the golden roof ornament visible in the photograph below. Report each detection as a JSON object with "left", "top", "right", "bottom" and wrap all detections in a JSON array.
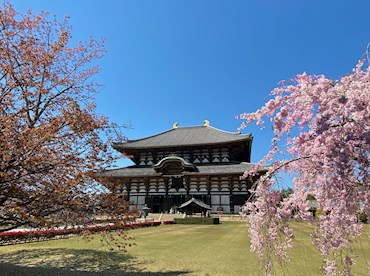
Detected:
[
  {"left": 173, "top": 122, "right": 179, "bottom": 129},
  {"left": 203, "top": 120, "right": 210, "bottom": 127}
]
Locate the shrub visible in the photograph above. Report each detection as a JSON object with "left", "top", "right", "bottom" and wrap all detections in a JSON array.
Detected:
[
  {"left": 358, "top": 212, "right": 368, "bottom": 223},
  {"left": 174, "top": 217, "right": 220, "bottom": 225}
]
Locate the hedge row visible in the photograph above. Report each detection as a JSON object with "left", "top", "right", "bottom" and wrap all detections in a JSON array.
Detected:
[
  {"left": 0, "top": 220, "right": 173, "bottom": 245},
  {"left": 174, "top": 217, "right": 220, "bottom": 224}
]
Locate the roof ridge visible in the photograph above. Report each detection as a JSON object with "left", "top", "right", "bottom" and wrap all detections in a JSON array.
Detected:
[
  {"left": 206, "top": 125, "right": 249, "bottom": 136},
  {"left": 125, "top": 125, "right": 249, "bottom": 142},
  {"left": 119, "top": 125, "right": 214, "bottom": 144},
  {"left": 121, "top": 128, "right": 176, "bottom": 144},
  {"left": 174, "top": 125, "right": 251, "bottom": 137},
  {"left": 173, "top": 124, "right": 241, "bottom": 131}
]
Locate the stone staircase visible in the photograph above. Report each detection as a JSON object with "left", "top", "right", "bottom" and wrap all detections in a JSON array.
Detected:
[{"left": 145, "top": 213, "right": 245, "bottom": 222}]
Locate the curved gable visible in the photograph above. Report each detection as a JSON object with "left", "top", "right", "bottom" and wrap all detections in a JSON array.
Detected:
[{"left": 152, "top": 156, "right": 197, "bottom": 174}]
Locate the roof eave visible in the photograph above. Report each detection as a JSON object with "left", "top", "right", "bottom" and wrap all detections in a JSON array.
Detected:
[{"left": 113, "top": 137, "right": 252, "bottom": 151}]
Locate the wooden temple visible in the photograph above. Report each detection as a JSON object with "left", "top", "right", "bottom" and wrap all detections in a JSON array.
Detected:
[{"left": 102, "top": 121, "right": 263, "bottom": 214}]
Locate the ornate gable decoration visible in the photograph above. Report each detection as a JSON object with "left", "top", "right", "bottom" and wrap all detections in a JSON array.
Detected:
[{"left": 152, "top": 156, "right": 197, "bottom": 175}]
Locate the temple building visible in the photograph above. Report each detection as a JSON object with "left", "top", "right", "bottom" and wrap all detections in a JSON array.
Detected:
[{"left": 102, "top": 121, "right": 263, "bottom": 214}]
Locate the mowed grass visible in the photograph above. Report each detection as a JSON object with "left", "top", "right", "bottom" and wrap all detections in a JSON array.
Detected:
[{"left": 0, "top": 222, "right": 369, "bottom": 275}]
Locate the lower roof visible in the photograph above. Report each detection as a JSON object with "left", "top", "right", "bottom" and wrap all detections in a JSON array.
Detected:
[{"left": 102, "top": 162, "right": 264, "bottom": 178}]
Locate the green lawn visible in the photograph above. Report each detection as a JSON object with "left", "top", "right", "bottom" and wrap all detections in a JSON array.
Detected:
[{"left": 0, "top": 222, "right": 369, "bottom": 275}]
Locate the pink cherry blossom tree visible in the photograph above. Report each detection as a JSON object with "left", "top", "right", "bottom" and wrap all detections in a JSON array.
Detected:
[{"left": 238, "top": 49, "right": 369, "bottom": 275}]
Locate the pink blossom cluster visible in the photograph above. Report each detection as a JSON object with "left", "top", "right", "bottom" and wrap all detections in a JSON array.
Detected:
[
  {"left": 238, "top": 58, "right": 369, "bottom": 275},
  {"left": 246, "top": 180, "right": 294, "bottom": 275}
]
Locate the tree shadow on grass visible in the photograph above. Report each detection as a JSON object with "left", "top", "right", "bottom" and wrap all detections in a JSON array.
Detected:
[{"left": 0, "top": 248, "right": 192, "bottom": 275}]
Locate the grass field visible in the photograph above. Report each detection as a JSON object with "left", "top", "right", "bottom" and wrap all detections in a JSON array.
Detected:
[{"left": 0, "top": 222, "right": 369, "bottom": 275}]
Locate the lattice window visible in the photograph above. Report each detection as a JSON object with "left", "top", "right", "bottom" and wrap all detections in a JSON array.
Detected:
[{"left": 170, "top": 176, "right": 184, "bottom": 191}]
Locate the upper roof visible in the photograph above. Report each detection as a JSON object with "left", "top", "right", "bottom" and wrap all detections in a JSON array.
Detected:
[{"left": 113, "top": 125, "right": 252, "bottom": 150}]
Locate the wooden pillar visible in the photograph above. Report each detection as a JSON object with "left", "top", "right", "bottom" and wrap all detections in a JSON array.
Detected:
[
  {"left": 185, "top": 176, "right": 190, "bottom": 196},
  {"left": 206, "top": 176, "right": 211, "bottom": 195},
  {"left": 208, "top": 147, "right": 213, "bottom": 163},
  {"left": 217, "top": 176, "right": 222, "bottom": 192},
  {"left": 228, "top": 175, "right": 234, "bottom": 193},
  {"left": 124, "top": 178, "right": 131, "bottom": 198},
  {"left": 196, "top": 177, "right": 200, "bottom": 192},
  {"left": 152, "top": 150, "right": 158, "bottom": 164},
  {"left": 188, "top": 149, "right": 192, "bottom": 163},
  {"left": 228, "top": 175, "right": 234, "bottom": 213},
  {"left": 144, "top": 178, "right": 149, "bottom": 196},
  {"left": 206, "top": 175, "right": 211, "bottom": 206},
  {"left": 163, "top": 177, "right": 170, "bottom": 212},
  {"left": 132, "top": 151, "right": 140, "bottom": 165},
  {"left": 164, "top": 178, "right": 169, "bottom": 196},
  {"left": 144, "top": 177, "right": 150, "bottom": 204}
]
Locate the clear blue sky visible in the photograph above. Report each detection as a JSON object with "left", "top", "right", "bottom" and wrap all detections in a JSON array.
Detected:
[{"left": 9, "top": 1, "right": 370, "bottom": 174}]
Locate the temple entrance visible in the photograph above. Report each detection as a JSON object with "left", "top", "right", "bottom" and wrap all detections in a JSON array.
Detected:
[
  {"left": 152, "top": 205, "right": 160, "bottom": 213},
  {"left": 147, "top": 195, "right": 164, "bottom": 213},
  {"left": 146, "top": 195, "right": 188, "bottom": 213},
  {"left": 172, "top": 195, "right": 186, "bottom": 207}
]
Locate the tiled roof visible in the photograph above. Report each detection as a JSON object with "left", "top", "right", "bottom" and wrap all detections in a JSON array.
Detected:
[
  {"left": 113, "top": 125, "right": 251, "bottom": 150},
  {"left": 101, "top": 162, "right": 264, "bottom": 177},
  {"left": 178, "top": 198, "right": 211, "bottom": 210}
]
